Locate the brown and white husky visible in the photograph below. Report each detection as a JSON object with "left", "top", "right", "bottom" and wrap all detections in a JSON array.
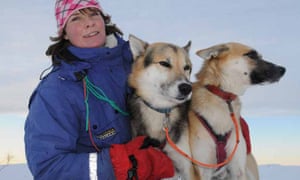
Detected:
[
  {"left": 189, "top": 42, "right": 285, "bottom": 180},
  {"left": 128, "top": 35, "right": 197, "bottom": 179}
]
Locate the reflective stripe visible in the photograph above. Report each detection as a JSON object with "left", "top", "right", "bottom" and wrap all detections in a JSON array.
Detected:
[{"left": 89, "top": 153, "right": 98, "bottom": 180}]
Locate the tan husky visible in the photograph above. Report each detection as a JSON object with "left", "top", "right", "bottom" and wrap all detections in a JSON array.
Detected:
[
  {"left": 189, "top": 42, "right": 285, "bottom": 180},
  {"left": 128, "top": 35, "right": 197, "bottom": 179}
]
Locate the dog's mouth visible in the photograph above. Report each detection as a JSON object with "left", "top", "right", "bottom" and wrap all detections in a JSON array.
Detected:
[
  {"left": 162, "top": 82, "right": 192, "bottom": 102},
  {"left": 175, "top": 93, "right": 192, "bottom": 101},
  {"left": 176, "top": 96, "right": 186, "bottom": 101}
]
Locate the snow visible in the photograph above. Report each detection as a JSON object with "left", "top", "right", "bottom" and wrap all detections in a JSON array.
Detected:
[
  {"left": 259, "top": 164, "right": 300, "bottom": 180},
  {"left": 0, "top": 164, "right": 32, "bottom": 180},
  {"left": 0, "top": 164, "right": 299, "bottom": 179}
]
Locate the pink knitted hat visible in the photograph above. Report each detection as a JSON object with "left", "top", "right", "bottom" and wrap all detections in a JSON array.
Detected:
[{"left": 55, "top": 0, "right": 103, "bottom": 34}]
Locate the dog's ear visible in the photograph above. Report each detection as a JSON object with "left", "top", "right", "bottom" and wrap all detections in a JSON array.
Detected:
[
  {"left": 129, "top": 34, "right": 149, "bottom": 60},
  {"left": 183, "top": 40, "right": 192, "bottom": 52},
  {"left": 196, "top": 44, "right": 229, "bottom": 60}
]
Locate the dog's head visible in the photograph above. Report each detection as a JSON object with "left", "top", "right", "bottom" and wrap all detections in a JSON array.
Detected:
[
  {"left": 128, "top": 35, "right": 192, "bottom": 109},
  {"left": 195, "top": 42, "right": 286, "bottom": 95}
]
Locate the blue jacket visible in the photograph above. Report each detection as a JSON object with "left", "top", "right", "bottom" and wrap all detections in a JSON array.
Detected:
[{"left": 25, "top": 36, "right": 133, "bottom": 179}]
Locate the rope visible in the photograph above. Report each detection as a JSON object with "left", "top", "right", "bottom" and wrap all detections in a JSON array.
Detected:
[
  {"left": 84, "top": 77, "right": 129, "bottom": 116},
  {"left": 82, "top": 76, "right": 129, "bottom": 152},
  {"left": 163, "top": 110, "right": 240, "bottom": 169}
]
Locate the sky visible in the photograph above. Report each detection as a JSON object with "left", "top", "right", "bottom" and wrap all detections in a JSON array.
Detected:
[{"left": 0, "top": 0, "right": 299, "bottom": 165}]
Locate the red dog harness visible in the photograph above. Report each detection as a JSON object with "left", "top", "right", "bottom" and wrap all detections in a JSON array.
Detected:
[
  {"left": 195, "top": 113, "right": 232, "bottom": 164},
  {"left": 195, "top": 85, "right": 252, "bottom": 165}
]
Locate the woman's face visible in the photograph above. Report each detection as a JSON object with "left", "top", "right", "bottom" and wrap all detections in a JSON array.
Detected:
[{"left": 64, "top": 8, "right": 106, "bottom": 48}]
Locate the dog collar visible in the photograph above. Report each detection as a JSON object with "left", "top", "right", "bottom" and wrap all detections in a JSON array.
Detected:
[{"left": 205, "top": 85, "right": 237, "bottom": 102}]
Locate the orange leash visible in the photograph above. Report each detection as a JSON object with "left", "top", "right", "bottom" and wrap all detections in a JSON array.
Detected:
[{"left": 163, "top": 112, "right": 240, "bottom": 169}]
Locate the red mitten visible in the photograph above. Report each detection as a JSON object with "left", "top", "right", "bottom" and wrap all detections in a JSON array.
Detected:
[
  {"left": 109, "top": 136, "right": 175, "bottom": 180},
  {"left": 146, "top": 147, "right": 175, "bottom": 179}
]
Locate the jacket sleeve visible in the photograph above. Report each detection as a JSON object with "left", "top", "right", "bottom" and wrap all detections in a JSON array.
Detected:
[{"left": 24, "top": 84, "right": 116, "bottom": 180}]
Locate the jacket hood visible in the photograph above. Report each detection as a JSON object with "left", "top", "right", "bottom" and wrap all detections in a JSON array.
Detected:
[{"left": 52, "top": 35, "right": 131, "bottom": 81}]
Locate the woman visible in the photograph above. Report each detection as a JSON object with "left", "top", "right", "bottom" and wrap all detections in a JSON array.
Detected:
[{"left": 24, "top": 0, "right": 174, "bottom": 179}]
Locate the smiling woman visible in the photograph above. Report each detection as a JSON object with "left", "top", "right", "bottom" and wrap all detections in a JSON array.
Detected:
[
  {"left": 63, "top": 8, "right": 107, "bottom": 48},
  {"left": 23, "top": 0, "right": 175, "bottom": 179}
]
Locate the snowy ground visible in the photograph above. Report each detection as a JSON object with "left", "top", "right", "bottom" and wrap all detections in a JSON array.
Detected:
[
  {"left": 0, "top": 164, "right": 299, "bottom": 179},
  {"left": 259, "top": 164, "right": 300, "bottom": 180}
]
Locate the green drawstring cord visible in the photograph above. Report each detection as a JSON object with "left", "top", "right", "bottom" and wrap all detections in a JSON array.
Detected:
[{"left": 83, "top": 76, "right": 129, "bottom": 131}]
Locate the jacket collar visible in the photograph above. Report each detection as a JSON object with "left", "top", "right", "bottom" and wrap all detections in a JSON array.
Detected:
[{"left": 67, "top": 35, "right": 124, "bottom": 62}]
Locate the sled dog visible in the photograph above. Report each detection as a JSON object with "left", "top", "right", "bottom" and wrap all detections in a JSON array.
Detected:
[
  {"left": 189, "top": 42, "right": 285, "bottom": 180},
  {"left": 128, "top": 35, "right": 197, "bottom": 179}
]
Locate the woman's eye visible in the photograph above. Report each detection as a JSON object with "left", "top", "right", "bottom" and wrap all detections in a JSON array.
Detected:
[
  {"left": 159, "top": 61, "right": 171, "bottom": 68},
  {"left": 70, "top": 16, "right": 80, "bottom": 22},
  {"left": 90, "top": 12, "right": 101, "bottom": 17}
]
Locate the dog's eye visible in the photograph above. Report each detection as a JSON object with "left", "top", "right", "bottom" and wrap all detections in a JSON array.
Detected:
[
  {"left": 184, "top": 65, "right": 191, "bottom": 71},
  {"left": 159, "top": 61, "right": 171, "bottom": 68},
  {"left": 244, "top": 50, "right": 260, "bottom": 60}
]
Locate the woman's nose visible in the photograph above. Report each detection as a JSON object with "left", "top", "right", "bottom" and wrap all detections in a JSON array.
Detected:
[{"left": 85, "top": 18, "right": 95, "bottom": 28}]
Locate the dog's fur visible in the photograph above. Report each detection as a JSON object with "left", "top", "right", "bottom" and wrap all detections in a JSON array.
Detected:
[
  {"left": 189, "top": 42, "right": 285, "bottom": 180},
  {"left": 128, "top": 35, "right": 197, "bottom": 179}
]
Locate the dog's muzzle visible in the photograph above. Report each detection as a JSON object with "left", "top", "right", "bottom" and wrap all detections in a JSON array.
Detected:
[
  {"left": 176, "top": 83, "right": 192, "bottom": 101},
  {"left": 179, "top": 83, "right": 192, "bottom": 96}
]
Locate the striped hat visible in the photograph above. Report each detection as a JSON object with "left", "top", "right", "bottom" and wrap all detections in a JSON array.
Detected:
[{"left": 55, "top": 0, "right": 103, "bottom": 34}]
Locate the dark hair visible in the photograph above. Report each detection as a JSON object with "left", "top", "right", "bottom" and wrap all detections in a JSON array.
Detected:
[{"left": 46, "top": 8, "right": 123, "bottom": 65}]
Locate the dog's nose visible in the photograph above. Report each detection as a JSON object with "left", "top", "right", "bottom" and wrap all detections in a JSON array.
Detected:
[
  {"left": 278, "top": 66, "right": 286, "bottom": 76},
  {"left": 179, "top": 83, "right": 192, "bottom": 96}
]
